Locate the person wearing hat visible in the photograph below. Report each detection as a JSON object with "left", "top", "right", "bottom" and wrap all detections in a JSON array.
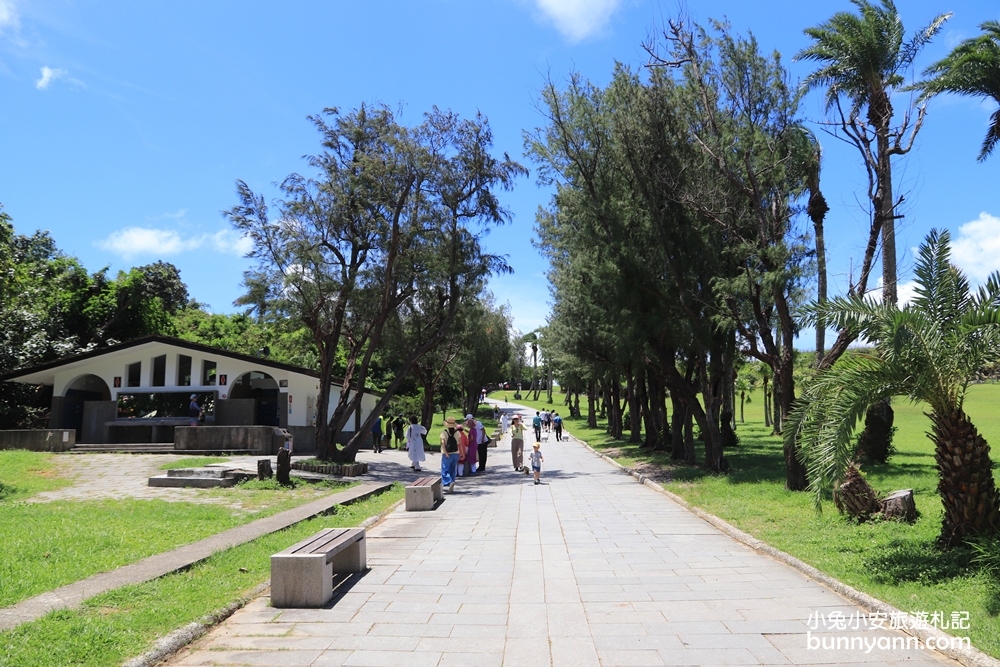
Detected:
[
  {"left": 463, "top": 413, "right": 479, "bottom": 476},
  {"left": 440, "top": 417, "right": 463, "bottom": 492},
  {"left": 510, "top": 415, "right": 526, "bottom": 471},
  {"left": 188, "top": 394, "right": 203, "bottom": 426}
]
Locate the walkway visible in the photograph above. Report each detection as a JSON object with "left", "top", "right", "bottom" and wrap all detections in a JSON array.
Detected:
[{"left": 166, "top": 403, "right": 959, "bottom": 666}]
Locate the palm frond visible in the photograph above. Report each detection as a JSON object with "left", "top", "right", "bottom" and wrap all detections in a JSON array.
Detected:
[{"left": 787, "top": 350, "right": 904, "bottom": 508}]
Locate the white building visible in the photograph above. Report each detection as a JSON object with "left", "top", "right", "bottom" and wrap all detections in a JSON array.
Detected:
[{"left": 1, "top": 336, "right": 380, "bottom": 450}]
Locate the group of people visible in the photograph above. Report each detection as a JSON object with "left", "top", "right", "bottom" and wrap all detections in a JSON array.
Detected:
[
  {"left": 369, "top": 404, "right": 562, "bottom": 492},
  {"left": 438, "top": 413, "right": 489, "bottom": 492},
  {"left": 531, "top": 410, "right": 563, "bottom": 442}
]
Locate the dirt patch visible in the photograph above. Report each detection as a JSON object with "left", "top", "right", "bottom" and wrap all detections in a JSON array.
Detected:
[
  {"left": 602, "top": 448, "right": 623, "bottom": 458},
  {"left": 629, "top": 461, "right": 673, "bottom": 484}
]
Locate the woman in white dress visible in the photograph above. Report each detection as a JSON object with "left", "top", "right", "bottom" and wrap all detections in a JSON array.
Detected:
[{"left": 405, "top": 415, "right": 428, "bottom": 471}]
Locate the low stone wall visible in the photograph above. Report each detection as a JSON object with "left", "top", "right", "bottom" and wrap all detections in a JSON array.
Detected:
[
  {"left": 291, "top": 461, "right": 369, "bottom": 477},
  {"left": 174, "top": 426, "right": 288, "bottom": 454},
  {"left": 0, "top": 429, "right": 76, "bottom": 452}
]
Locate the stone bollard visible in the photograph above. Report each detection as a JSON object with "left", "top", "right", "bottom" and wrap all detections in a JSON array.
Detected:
[{"left": 257, "top": 459, "right": 273, "bottom": 480}]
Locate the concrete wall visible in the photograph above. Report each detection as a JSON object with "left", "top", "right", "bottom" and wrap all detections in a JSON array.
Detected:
[
  {"left": 0, "top": 429, "right": 76, "bottom": 452},
  {"left": 81, "top": 401, "right": 117, "bottom": 444},
  {"left": 287, "top": 425, "right": 316, "bottom": 452},
  {"left": 215, "top": 399, "right": 255, "bottom": 426},
  {"left": 174, "top": 426, "right": 288, "bottom": 454}
]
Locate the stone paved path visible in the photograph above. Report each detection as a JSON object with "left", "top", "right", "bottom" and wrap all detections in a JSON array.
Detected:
[{"left": 166, "top": 403, "right": 960, "bottom": 667}]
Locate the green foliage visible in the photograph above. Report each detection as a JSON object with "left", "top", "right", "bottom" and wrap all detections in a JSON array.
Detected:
[{"left": 918, "top": 21, "right": 1000, "bottom": 161}]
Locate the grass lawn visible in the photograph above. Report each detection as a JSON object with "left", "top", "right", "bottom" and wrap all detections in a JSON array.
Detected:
[
  {"left": 490, "top": 386, "right": 1000, "bottom": 658},
  {"left": 0, "top": 451, "right": 357, "bottom": 609},
  {"left": 0, "top": 484, "right": 404, "bottom": 667}
]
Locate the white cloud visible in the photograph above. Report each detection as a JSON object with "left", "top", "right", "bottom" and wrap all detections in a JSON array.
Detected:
[
  {"left": 210, "top": 229, "right": 254, "bottom": 256},
  {"left": 532, "top": 0, "right": 623, "bottom": 42},
  {"left": 97, "top": 226, "right": 253, "bottom": 260},
  {"left": 897, "top": 280, "right": 918, "bottom": 307},
  {"left": 950, "top": 212, "right": 1000, "bottom": 283},
  {"left": 0, "top": 0, "right": 19, "bottom": 34},
  {"left": 97, "top": 227, "right": 201, "bottom": 259},
  {"left": 35, "top": 66, "right": 66, "bottom": 90}
]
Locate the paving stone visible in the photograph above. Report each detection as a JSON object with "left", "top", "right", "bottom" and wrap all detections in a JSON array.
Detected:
[{"left": 157, "top": 402, "right": 962, "bottom": 667}]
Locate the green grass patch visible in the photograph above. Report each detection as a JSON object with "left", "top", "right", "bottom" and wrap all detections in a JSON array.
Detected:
[
  {"left": 492, "top": 386, "right": 1000, "bottom": 658},
  {"left": 0, "top": 484, "right": 404, "bottom": 667},
  {"left": 0, "top": 450, "right": 73, "bottom": 501},
  {"left": 157, "top": 456, "right": 231, "bottom": 470},
  {"left": 0, "top": 478, "right": 357, "bottom": 608}
]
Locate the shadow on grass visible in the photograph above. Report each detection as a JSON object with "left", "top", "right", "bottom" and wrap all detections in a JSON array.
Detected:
[
  {"left": 0, "top": 481, "right": 14, "bottom": 502},
  {"left": 863, "top": 539, "right": 975, "bottom": 585}
]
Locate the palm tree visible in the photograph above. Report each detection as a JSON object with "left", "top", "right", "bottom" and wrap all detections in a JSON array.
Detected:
[
  {"left": 917, "top": 21, "right": 1000, "bottom": 162},
  {"left": 787, "top": 229, "right": 1000, "bottom": 546},
  {"left": 796, "top": 0, "right": 949, "bottom": 310}
]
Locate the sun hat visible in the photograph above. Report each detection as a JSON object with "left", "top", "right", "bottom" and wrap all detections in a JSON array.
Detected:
[
  {"left": 444, "top": 417, "right": 458, "bottom": 428},
  {"left": 190, "top": 394, "right": 197, "bottom": 399},
  {"left": 465, "top": 414, "right": 474, "bottom": 420},
  {"left": 533, "top": 442, "right": 541, "bottom": 449}
]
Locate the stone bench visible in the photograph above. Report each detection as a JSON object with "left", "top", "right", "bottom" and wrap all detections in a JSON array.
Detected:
[
  {"left": 488, "top": 430, "right": 500, "bottom": 447},
  {"left": 270, "top": 528, "right": 367, "bottom": 608},
  {"left": 405, "top": 476, "right": 443, "bottom": 511}
]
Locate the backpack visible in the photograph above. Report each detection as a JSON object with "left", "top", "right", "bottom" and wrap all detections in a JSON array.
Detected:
[{"left": 445, "top": 430, "right": 459, "bottom": 453}]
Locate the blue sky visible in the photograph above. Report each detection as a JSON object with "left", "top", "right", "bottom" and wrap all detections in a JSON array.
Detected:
[{"left": 1, "top": 0, "right": 998, "bottom": 346}]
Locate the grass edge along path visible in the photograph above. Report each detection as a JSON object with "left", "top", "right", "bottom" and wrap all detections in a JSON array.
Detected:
[
  {"left": 0, "top": 484, "right": 405, "bottom": 667},
  {"left": 578, "top": 440, "right": 1000, "bottom": 667},
  {"left": 0, "top": 481, "right": 391, "bottom": 632},
  {"left": 489, "top": 392, "right": 1000, "bottom": 665}
]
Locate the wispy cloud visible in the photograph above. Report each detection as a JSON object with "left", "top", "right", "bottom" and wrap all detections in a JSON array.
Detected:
[
  {"left": 96, "top": 226, "right": 253, "bottom": 260},
  {"left": 36, "top": 65, "right": 66, "bottom": 90},
  {"left": 0, "top": 0, "right": 19, "bottom": 35},
  {"left": 532, "top": 0, "right": 623, "bottom": 42}
]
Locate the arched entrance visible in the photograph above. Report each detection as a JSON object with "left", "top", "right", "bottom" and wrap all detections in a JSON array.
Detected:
[
  {"left": 229, "top": 371, "right": 281, "bottom": 426},
  {"left": 62, "top": 374, "right": 112, "bottom": 438}
]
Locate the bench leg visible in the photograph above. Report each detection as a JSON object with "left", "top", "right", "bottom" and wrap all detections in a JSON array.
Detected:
[
  {"left": 329, "top": 538, "right": 367, "bottom": 573},
  {"left": 270, "top": 554, "right": 332, "bottom": 608}
]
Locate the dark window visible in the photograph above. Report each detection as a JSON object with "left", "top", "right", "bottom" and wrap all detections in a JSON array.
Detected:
[
  {"left": 152, "top": 355, "right": 166, "bottom": 387},
  {"left": 177, "top": 355, "right": 192, "bottom": 386},
  {"left": 202, "top": 360, "right": 217, "bottom": 386},
  {"left": 127, "top": 362, "right": 141, "bottom": 387}
]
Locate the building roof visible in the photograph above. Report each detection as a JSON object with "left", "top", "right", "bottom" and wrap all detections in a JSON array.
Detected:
[{"left": 0, "top": 335, "right": 379, "bottom": 395}]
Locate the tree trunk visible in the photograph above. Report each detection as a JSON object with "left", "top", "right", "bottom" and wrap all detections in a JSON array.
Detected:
[
  {"left": 587, "top": 379, "right": 597, "bottom": 428},
  {"left": 639, "top": 369, "right": 656, "bottom": 448},
  {"left": 808, "top": 164, "right": 829, "bottom": 365},
  {"left": 671, "top": 392, "right": 685, "bottom": 461},
  {"left": 762, "top": 375, "right": 771, "bottom": 428},
  {"left": 683, "top": 405, "right": 696, "bottom": 465},
  {"left": 931, "top": 407, "right": 1000, "bottom": 546},
  {"left": 855, "top": 399, "right": 895, "bottom": 464},
  {"left": 627, "top": 367, "right": 642, "bottom": 444},
  {"left": 833, "top": 464, "right": 881, "bottom": 522},
  {"left": 420, "top": 383, "right": 436, "bottom": 431}
]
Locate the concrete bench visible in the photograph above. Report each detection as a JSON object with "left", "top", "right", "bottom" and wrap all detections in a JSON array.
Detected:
[
  {"left": 405, "top": 476, "right": 443, "bottom": 511},
  {"left": 488, "top": 430, "right": 500, "bottom": 447},
  {"left": 270, "top": 528, "right": 367, "bottom": 608}
]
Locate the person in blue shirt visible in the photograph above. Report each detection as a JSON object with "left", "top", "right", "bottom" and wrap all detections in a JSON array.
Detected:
[
  {"left": 553, "top": 412, "right": 563, "bottom": 442},
  {"left": 532, "top": 412, "right": 542, "bottom": 441}
]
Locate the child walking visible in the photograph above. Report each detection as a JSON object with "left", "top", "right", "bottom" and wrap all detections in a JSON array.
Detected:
[{"left": 530, "top": 442, "right": 544, "bottom": 485}]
